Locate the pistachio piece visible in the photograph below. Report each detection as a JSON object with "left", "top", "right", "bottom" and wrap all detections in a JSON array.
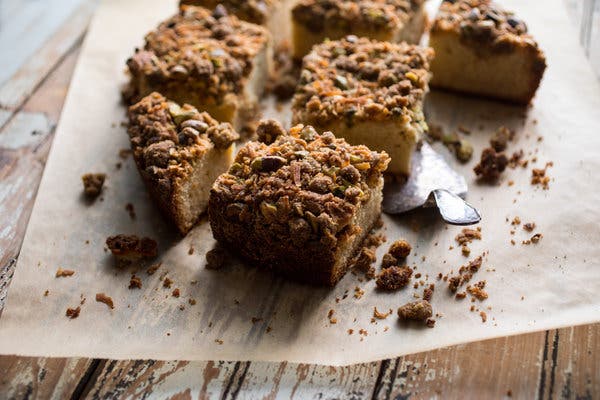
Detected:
[
  {"left": 300, "top": 125, "right": 317, "bottom": 142},
  {"left": 259, "top": 202, "right": 278, "bottom": 220},
  {"left": 456, "top": 140, "right": 474, "bottom": 163},
  {"left": 180, "top": 119, "right": 209, "bottom": 133},
  {"left": 168, "top": 103, "right": 196, "bottom": 126},
  {"left": 334, "top": 75, "right": 348, "bottom": 90},
  {"left": 251, "top": 156, "right": 287, "bottom": 172}
]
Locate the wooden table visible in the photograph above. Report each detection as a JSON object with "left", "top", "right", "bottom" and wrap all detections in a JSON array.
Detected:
[{"left": 1, "top": 1, "right": 599, "bottom": 398}]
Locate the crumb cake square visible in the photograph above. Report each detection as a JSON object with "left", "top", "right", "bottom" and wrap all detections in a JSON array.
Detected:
[
  {"left": 291, "top": 0, "right": 427, "bottom": 59},
  {"left": 291, "top": 36, "right": 434, "bottom": 176},
  {"left": 209, "top": 121, "right": 390, "bottom": 286},
  {"left": 125, "top": 6, "right": 271, "bottom": 131},
  {"left": 179, "top": 0, "right": 296, "bottom": 46},
  {"left": 429, "top": 0, "right": 546, "bottom": 104},
  {"left": 128, "top": 92, "right": 239, "bottom": 235}
]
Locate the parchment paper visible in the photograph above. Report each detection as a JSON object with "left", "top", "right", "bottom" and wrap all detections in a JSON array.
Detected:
[{"left": 0, "top": 0, "right": 599, "bottom": 366}]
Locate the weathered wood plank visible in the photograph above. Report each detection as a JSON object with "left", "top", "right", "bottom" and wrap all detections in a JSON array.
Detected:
[
  {"left": 83, "top": 360, "right": 244, "bottom": 399},
  {"left": 0, "top": 357, "right": 94, "bottom": 400},
  {"left": 0, "top": 0, "right": 89, "bottom": 89},
  {"left": 0, "top": 0, "right": 96, "bottom": 113},
  {"left": 226, "top": 361, "right": 382, "bottom": 399},
  {"left": 539, "top": 326, "right": 600, "bottom": 400}
]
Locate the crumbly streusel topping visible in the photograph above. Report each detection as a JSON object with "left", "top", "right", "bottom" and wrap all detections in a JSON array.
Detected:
[
  {"left": 211, "top": 122, "right": 390, "bottom": 242},
  {"left": 292, "top": 0, "right": 424, "bottom": 32},
  {"left": 128, "top": 92, "right": 239, "bottom": 187},
  {"left": 432, "top": 0, "right": 541, "bottom": 51},
  {"left": 126, "top": 6, "right": 268, "bottom": 103},
  {"left": 180, "top": 0, "right": 276, "bottom": 25},
  {"left": 292, "top": 36, "right": 433, "bottom": 126}
]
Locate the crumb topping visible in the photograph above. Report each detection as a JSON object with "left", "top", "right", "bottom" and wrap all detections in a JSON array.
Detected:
[
  {"left": 292, "top": 36, "right": 433, "bottom": 126},
  {"left": 292, "top": 0, "right": 424, "bottom": 33},
  {"left": 126, "top": 6, "right": 269, "bottom": 104},
  {"left": 397, "top": 300, "right": 432, "bottom": 322},
  {"left": 106, "top": 234, "right": 158, "bottom": 261},
  {"left": 55, "top": 268, "right": 75, "bottom": 278},
  {"left": 95, "top": 293, "right": 114, "bottom": 309},
  {"left": 474, "top": 147, "right": 508, "bottom": 181},
  {"left": 180, "top": 1, "right": 275, "bottom": 25},
  {"left": 433, "top": 0, "right": 542, "bottom": 52},
  {"left": 128, "top": 93, "right": 239, "bottom": 196},
  {"left": 82, "top": 173, "right": 106, "bottom": 198},
  {"left": 376, "top": 266, "right": 412, "bottom": 290},
  {"left": 211, "top": 122, "right": 390, "bottom": 245}
]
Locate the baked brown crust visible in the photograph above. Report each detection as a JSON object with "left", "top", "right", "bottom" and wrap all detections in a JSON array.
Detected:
[
  {"left": 292, "top": 0, "right": 424, "bottom": 33},
  {"left": 209, "top": 122, "right": 390, "bottom": 285},
  {"left": 179, "top": 0, "right": 276, "bottom": 25},
  {"left": 432, "top": 0, "right": 537, "bottom": 52},
  {"left": 292, "top": 36, "right": 434, "bottom": 127},
  {"left": 430, "top": 1, "right": 546, "bottom": 104},
  {"left": 128, "top": 92, "right": 239, "bottom": 234},
  {"left": 125, "top": 6, "right": 269, "bottom": 106}
]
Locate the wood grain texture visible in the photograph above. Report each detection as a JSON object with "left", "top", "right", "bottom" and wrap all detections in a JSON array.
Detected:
[
  {"left": 83, "top": 360, "right": 244, "bottom": 399},
  {"left": 0, "top": 0, "right": 90, "bottom": 90},
  {"left": 0, "top": 357, "right": 94, "bottom": 400}
]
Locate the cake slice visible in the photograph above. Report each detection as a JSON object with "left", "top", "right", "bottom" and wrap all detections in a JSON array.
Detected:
[
  {"left": 429, "top": 0, "right": 546, "bottom": 104},
  {"left": 291, "top": 36, "right": 434, "bottom": 176},
  {"left": 179, "top": 0, "right": 296, "bottom": 47},
  {"left": 128, "top": 92, "right": 239, "bottom": 235},
  {"left": 125, "top": 6, "right": 271, "bottom": 132},
  {"left": 209, "top": 121, "right": 390, "bottom": 286},
  {"left": 291, "top": 0, "right": 427, "bottom": 59}
]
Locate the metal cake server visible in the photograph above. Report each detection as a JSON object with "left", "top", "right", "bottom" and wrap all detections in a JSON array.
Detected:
[{"left": 382, "top": 142, "right": 481, "bottom": 226}]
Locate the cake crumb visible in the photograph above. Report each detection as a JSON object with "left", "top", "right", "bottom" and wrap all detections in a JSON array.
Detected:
[
  {"left": 188, "top": 298, "right": 197, "bottom": 305},
  {"left": 474, "top": 148, "right": 508, "bottom": 181},
  {"left": 172, "top": 288, "right": 180, "bottom": 298},
  {"left": 373, "top": 307, "right": 392, "bottom": 320},
  {"left": 106, "top": 235, "right": 158, "bottom": 263},
  {"left": 129, "top": 275, "right": 142, "bottom": 289},
  {"left": 347, "top": 329, "right": 354, "bottom": 335},
  {"left": 188, "top": 246, "right": 195, "bottom": 255},
  {"left": 252, "top": 317, "right": 263, "bottom": 324},
  {"left": 480, "top": 311, "right": 487, "bottom": 323},
  {"left": 82, "top": 173, "right": 106, "bottom": 198},
  {"left": 354, "top": 286, "right": 365, "bottom": 299},
  {"left": 55, "top": 268, "right": 75, "bottom": 278},
  {"left": 455, "top": 228, "right": 482, "bottom": 245},
  {"left": 388, "top": 239, "right": 412, "bottom": 259},
  {"left": 376, "top": 266, "right": 413, "bottom": 291},
  {"left": 467, "top": 281, "right": 488, "bottom": 300},
  {"left": 423, "top": 285, "right": 434, "bottom": 302},
  {"left": 215, "top": 339, "right": 223, "bottom": 345},
  {"left": 66, "top": 306, "right": 81, "bottom": 319},
  {"left": 397, "top": 300, "right": 433, "bottom": 323},
  {"left": 531, "top": 162, "right": 553, "bottom": 189},
  {"left": 490, "top": 126, "right": 513, "bottom": 152},
  {"left": 523, "top": 222, "right": 536, "bottom": 232},
  {"left": 125, "top": 203, "right": 136, "bottom": 219},
  {"left": 95, "top": 293, "right": 114, "bottom": 309},
  {"left": 426, "top": 318, "right": 436, "bottom": 328},
  {"left": 43, "top": 290, "right": 49, "bottom": 297},
  {"left": 146, "top": 263, "right": 161, "bottom": 275},
  {"left": 206, "top": 247, "right": 226, "bottom": 270},
  {"left": 163, "top": 277, "right": 173, "bottom": 288},
  {"left": 461, "top": 245, "right": 471, "bottom": 256},
  {"left": 511, "top": 216, "right": 521, "bottom": 226}
]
